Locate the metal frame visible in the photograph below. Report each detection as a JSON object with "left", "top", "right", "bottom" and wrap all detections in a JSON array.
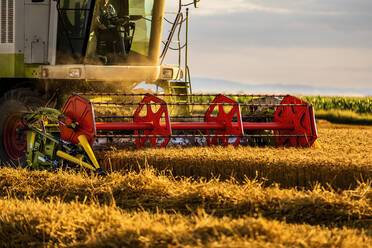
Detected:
[{"left": 64, "top": 93, "right": 318, "bottom": 148}]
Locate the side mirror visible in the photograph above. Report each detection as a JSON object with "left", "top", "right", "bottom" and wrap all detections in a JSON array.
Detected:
[{"left": 193, "top": 0, "right": 200, "bottom": 8}]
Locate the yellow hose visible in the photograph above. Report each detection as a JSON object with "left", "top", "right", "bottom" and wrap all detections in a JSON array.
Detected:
[{"left": 56, "top": 150, "right": 96, "bottom": 171}]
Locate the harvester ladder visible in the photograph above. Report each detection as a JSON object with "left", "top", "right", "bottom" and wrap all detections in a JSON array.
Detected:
[{"left": 159, "top": 5, "right": 193, "bottom": 115}]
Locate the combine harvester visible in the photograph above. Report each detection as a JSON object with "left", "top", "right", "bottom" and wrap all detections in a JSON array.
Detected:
[{"left": 0, "top": 0, "right": 317, "bottom": 173}]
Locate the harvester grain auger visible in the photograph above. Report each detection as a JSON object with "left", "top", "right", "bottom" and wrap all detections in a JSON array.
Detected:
[{"left": 20, "top": 93, "right": 317, "bottom": 173}]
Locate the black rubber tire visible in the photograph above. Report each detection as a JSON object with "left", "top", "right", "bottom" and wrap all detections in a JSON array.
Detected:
[{"left": 0, "top": 88, "right": 45, "bottom": 166}]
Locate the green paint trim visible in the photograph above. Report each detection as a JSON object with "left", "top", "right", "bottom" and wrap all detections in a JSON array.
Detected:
[
  {"left": 0, "top": 54, "right": 40, "bottom": 79},
  {"left": 24, "top": 64, "right": 41, "bottom": 78},
  {"left": 0, "top": 54, "right": 24, "bottom": 78}
]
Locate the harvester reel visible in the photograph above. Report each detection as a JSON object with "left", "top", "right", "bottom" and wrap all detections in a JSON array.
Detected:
[
  {"left": 86, "top": 92, "right": 317, "bottom": 149},
  {"left": 205, "top": 95, "right": 243, "bottom": 146},
  {"left": 273, "top": 96, "right": 317, "bottom": 147},
  {"left": 134, "top": 94, "right": 171, "bottom": 148}
]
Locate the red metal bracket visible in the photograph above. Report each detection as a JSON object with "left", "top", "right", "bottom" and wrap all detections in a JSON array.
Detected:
[
  {"left": 134, "top": 94, "right": 172, "bottom": 148},
  {"left": 205, "top": 95, "right": 244, "bottom": 146},
  {"left": 273, "top": 95, "right": 317, "bottom": 147},
  {"left": 60, "top": 94, "right": 96, "bottom": 145}
]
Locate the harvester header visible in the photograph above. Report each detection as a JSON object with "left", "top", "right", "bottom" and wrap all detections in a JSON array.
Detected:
[{"left": 14, "top": 92, "right": 318, "bottom": 174}]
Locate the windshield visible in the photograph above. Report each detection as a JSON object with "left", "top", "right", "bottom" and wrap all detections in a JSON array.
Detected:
[
  {"left": 56, "top": 0, "right": 93, "bottom": 64},
  {"left": 85, "top": 0, "right": 155, "bottom": 65}
]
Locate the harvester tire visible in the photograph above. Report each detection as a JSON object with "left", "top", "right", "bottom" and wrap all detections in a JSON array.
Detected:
[{"left": 0, "top": 88, "right": 44, "bottom": 166}]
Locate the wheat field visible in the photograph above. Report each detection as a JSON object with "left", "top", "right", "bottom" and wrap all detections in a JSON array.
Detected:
[
  {"left": 0, "top": 121, "right": 371, "bottom": 247},
  {"left": 99, "top": 121, "right": 372, "bottom": 189}
]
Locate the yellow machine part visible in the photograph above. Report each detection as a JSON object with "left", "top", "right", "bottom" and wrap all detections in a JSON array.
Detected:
[
  {"left": 77, "top": 135, "right": 100, "bottom": 170},
  {"left": 56, "top": 151, "right": 96, "bottom": 171},
  {"left": 56, "top": 135, "right": 100, "bottom": 171}
]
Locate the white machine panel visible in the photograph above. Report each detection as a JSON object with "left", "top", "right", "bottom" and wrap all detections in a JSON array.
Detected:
[
  {"left": 24, "top": 0, "right": 50, "bottom": 64},
  {"left": 48, "top": 0, "right": 58, "bottom": 65},
  {"left": 0, "top": 0, "right": 15, "bottom": 53}
]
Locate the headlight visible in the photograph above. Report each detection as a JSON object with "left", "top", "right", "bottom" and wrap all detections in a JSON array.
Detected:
[
  {"left": 162, "top": 68, "right": 173, "bottom": 79},
  {"left": 180, "top": 69, "right": 184, "bottom": 79},
  {"left": 69, "top": 68, "right": 81, "bottom": 78},
  {"left": 41, "top": 68, "right": 48, "bottom": 78}
]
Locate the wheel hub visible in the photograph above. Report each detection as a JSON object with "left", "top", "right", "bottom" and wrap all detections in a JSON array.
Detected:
[{"left": 3, "top": 114, "right": 27, "bottom": 161}]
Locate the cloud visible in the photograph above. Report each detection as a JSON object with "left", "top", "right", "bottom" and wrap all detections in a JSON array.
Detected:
[
  {"left": 193, "top": 1, "right": 293, "bottom": 15},
  {"left": 185, "top": 6, "right": 372, "bottom": 48},
  {"left": 166, "top": 0, "right": 293, "bottom": 15},
  {"left": 187, "top": 46, "right": 372, "bottom": 89},
  {"left": 167, "top": 0, "right": 372, "bottom": 16}
]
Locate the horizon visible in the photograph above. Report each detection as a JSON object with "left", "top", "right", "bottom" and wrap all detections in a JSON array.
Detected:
[
  {"left": 189, "top": 77, "right": 372, "bottom": 96},
  {"left": 136, "top": 77, "right": 372, "bottom": 96}
]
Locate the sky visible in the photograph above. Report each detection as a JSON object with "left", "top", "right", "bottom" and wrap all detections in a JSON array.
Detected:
[{"left": 163, "top": 0, "right": 372, "bottom": 90}]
